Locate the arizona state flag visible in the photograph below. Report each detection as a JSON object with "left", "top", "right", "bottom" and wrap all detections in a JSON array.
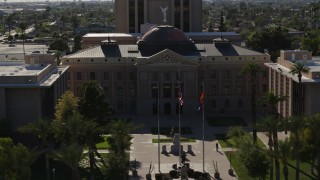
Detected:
[{"left": 178, "top": 81, "right": 183, "bottom": 106}]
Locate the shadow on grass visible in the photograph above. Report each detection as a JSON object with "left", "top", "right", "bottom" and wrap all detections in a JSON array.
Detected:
[{"left": 287, "top": 162, "right": 317, "bottom": 180}]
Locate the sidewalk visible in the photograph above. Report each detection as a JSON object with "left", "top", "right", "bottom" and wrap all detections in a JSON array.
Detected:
[{"left": 128, "top": 115, "right": 240, "bottom": 180}]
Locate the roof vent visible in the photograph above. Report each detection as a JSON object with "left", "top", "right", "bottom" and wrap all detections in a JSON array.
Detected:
[{"left": 213, "top": 38, "right": 231, "bottom": 48}]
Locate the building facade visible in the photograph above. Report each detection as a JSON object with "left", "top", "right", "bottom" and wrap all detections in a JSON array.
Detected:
[
  {"left": 265, "top": 50, "right": 320, "bottom": 117},
  {"left": 115, "top": 0, "right": 202, "bottom": 33},
  {"left": 63, "top": 26, "right": 270, "bottom": 115},
  {"left": 0, "top": 53, "right": 68, "bottom": 130}
]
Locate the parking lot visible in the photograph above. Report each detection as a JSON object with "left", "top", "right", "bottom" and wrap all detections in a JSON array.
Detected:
[{"left": 0, "top": 43, "right": 48, "bottom": 61}]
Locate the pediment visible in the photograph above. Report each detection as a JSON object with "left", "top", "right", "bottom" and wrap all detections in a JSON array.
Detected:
[{"left": 136, "top": 49, "right": 198, "bottom": 66}]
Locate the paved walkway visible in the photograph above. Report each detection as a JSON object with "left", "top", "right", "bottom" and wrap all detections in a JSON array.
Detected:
[
  {"left": 112, "top": 113, "right": 290, "bottom": 180},
  {"left": 127, "top": 115, "right": 242, "bottom": 180}
]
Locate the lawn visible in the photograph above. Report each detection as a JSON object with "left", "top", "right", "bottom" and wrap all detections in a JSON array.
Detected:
[
  {"left": 151, "top": 127, "right": 193, "bottom": 135},
  {"left": 215, "top": 134, "right": 265, "bottom": 148},
  {"left": 206, "top": 116, "right": 247, "bottom": 127},
  {"left": 225, "top": 151, "right": 317, "bottom": 180},
  {"left": 85, "top": 135, "right": 110, "bottom": 150},
  {"left": 152, "top": 138, "right": 196, "bottom": 143}
]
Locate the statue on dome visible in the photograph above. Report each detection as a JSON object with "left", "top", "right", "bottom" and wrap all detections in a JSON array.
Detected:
[{"left": 160, "top": 5, "right": 168, "bottom": 23}]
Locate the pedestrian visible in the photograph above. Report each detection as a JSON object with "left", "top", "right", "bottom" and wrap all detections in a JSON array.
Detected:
[{"left": 216, "top": 143, "right": 219, "bottom": 152}]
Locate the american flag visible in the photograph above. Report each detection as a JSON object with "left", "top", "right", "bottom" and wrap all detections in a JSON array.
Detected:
[{"left": 178, "top": 81, "right": 183, "bottom": 106}]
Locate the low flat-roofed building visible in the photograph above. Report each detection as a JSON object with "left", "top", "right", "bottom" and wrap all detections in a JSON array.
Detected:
[
  {"left": 265, "top": 50, "right": 320, "bottom": 117},
  {"left": 0, "top": 53, "right": 69, "bottom": 130}
]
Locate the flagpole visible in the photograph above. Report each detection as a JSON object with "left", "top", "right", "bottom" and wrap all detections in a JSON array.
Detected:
[
  {"left": 157, "top": 82, "right": 160, "bottom": 173},
  {"left": 202, "top": 82, "right": 205, "bottom": 172},
  {"left": 178, "top": 68, "right": 181, "bottom": 166}
]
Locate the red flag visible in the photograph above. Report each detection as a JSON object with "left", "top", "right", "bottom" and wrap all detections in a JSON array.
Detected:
[{"left": 198, "top": 86, "right": 204, "bottom": 111}]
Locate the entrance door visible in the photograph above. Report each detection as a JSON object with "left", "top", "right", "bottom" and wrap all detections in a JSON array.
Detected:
[{"left": 164, "top": 103, "right": 171, "bottom": 115}]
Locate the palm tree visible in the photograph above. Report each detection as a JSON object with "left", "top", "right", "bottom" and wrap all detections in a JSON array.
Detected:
[
  {"left": 241, "top": 62, "right": 263, "bottom": 144},
  {"left": 18, "top": 22, "right": 27, "bottom": 58},
  {"left": 53, "top": 143, "right": 84, "bottom": 180},
  {"left": 305, "top": 113, "right": 320, "bottom": 177},
  {"left": 290, "top": 63, "right": 309, "bottom": 116},
  {"left": 279, "top": 139, "right": 291, "bottom": 180},
  {"left": 259, "top": 91, "right": 288, "bottom": 180},
  {"left": 18, "top": 119, "right": 51, "bottom": 180},
  {"left": 287, "top": 116, "right": 306, "bottom": 180},
  {"left": 290, "top": 62, "right": 309, "bottom": 84},
  {"left": 83, "top": 120, "right": 102, "bottom": 180},
  {"left": 258, "top": 116, "right": 283, "bottom": 180}
]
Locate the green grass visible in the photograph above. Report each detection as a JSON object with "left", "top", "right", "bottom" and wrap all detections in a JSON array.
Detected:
[
  {"left": 151, "top": 127, "right": 193, "bottom": 135},
  {"left": 225, "top": 151, "right": 317, "bottom": 180},
  {"left": 85, "top": 136, "right": 110, "bottom": 150},
  {"left": 152, "top": 138, "right": 196, "bottom": 143},
  {"left": 216, "top": 134, "right": 265, "bottom": 148},
  {"left": 206, "top": 116, "right": 247, "bottom": 127}
]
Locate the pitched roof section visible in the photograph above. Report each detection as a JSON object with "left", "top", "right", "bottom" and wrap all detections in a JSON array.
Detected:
[{"left": 63, "top": 43, "right": 265, "bottom": 59}]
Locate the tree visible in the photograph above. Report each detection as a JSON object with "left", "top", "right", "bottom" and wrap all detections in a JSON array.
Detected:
[
  {"left": 18, "top": 119, "right": 51, "bottom": 180},
  {"left": 302, "top": 30, "right": 320, "bottom": 55},
  {"left": 287, "top": 116, "right": 306, "bottom": 180},
  {"left": 259, "top": 91, "right": 288, "bottom": 180},
  {"left": 54, "top": 91, "right": 79, "bottom": 122},
  {"left": 290, "top": 62, "right": 310, "bottom": 84},
  {"left": 73, "top": 35, "right": 82, "bottom": 52},
  {"left": 240, "top": 62, "right": 263, "bottom": 144},
  {"left": 49, "top": 38, "right": 69, "bottom": 52},
  {"left": 219, "top": 11, "right": 226, "bottom": 32},
  {"left": 290, "top": 63, "right": 309, "bottom": 116},
  {"left": 101, "top": 152, "right": 129, "bottom": 180},
  {"left": 19, "top": 22, "right": 27, "bottom": 57},
  {"left": 52, "top": 143, "right": 84, "bottom": 180},
  {"left": 278, "top": 139, "right": 291, "bottom": 180},
  {"left": 305, "top": 113, "right": 320, "bottom": 177},
  {"left": 237, "top": 136, "right": 270, "bottom": 180},
  {"left": 78, "top": 80, "right": 111, "bottom": 125},
  {"left": 246, "top": 26, "right": 292, "bottom": 61},
  {"left": 0, "top": 137, "right": 39, "bottom": 180}
]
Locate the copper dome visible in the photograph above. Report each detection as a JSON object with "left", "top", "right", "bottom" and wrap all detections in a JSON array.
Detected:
[{"left": 137, "top": 25, "right": 195, "bottom": 56}]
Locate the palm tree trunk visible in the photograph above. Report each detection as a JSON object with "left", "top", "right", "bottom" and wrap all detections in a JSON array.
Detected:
[
  {"left": 46, "top": 152, "right": 50, "bottom": 180},
  {"left": 251, "top": 81, "right": 257, "bottom": 144},
  {"left": 273, "top": 131, "right": 280, "bottom": 180},
  {"left": 317, "top": 146, "right": 320, "bottom": 178},
  {"left": 283, "top": 165, "right": 289, "bottom": 180},
  {"left": 72, "top": 168, "right": 80, "bottom": 180},
  {"left": 89, "top": 145, "right": 95, "bottom": 180},
  {"left": 295, "top": 154, "right": 300, "bottom": 180},
  {"left": 269, "top": 137, "right": 274, "bottom": 180}
]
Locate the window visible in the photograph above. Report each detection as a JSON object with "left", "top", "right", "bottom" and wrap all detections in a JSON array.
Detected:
[
  {"left": 236, "top": 85, "right": 243, "bottom": 94},
  {"left": 76, "top": 72, "right": 82, "bottom": 80},
  {"left": 152, "top": 72, "right": 159, "bottom": 81},
  {"left": 238, "top": 99, "right": 243, "bottom": 108},
  {"left": 224, "top": 70, "right": 230, "bottom": 78},
  {"left": 90, "top": 72, "right": 95, "bottom": 80},
  {"left": 130, "top": 87, "right": 135, "bottom": 97},
  {"left": 151, "top": 83, "right": 159, "bottom": 98},
  {"left": 211, "top": 99, "right": 216, "bottom": 108},
  {"left": 103, "top": 72, "right": 109, "bottom": 80},
  {"left": 117, "top": 72, "right": 123, "bottom": 80},
  {"left": 117, "top": 101, "right": 124, "bottom": 111},
  {"left": 129, "top": 71, "right": 135, "bottom": 80},
  {"left": 199, "top": 71, "right": 204, "bottom": 79},
  {"left": 175, "top": 72, "right": 183, "bottom": 80},
  {"left": 224, "top": 99, "right": 230, "bottom": 108},
  {"left": 104, "top": 86, "right": 111, "bottom": 97},
  {"left": 163, "top": 83, "right": 171, "bottom": 98},
  {"left": 223, "top": 84, "right": 230, "bottom": 95},
  {"left": 117, "top": 86, "right": 123, "bottom": 97},
  {"left": 164, "top": 72, "right": 171, "bottom": 81},
  {"left": 210, "top": 71, "right": 216, "bottom": 78},
  {"left": 211, "top": 85, "right": 217, "bottom": 95}
]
